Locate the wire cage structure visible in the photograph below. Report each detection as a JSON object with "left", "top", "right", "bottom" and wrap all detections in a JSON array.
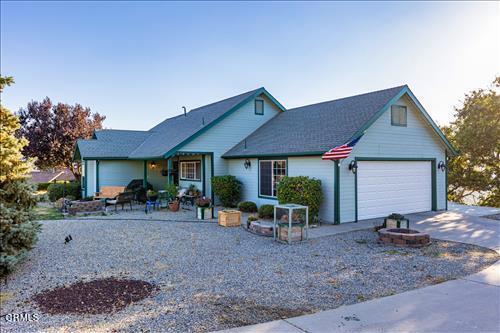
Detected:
[{"left": 273, "top": 204, "right": 309, "bottom": 244}]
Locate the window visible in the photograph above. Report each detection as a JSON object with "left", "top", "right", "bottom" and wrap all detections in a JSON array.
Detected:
[
  {"left": 180, "top": 161, "right": 201, "bottom": 181},
  {"left": 255, "top": 99, "right": 264, "bottom": 115},
  {"left": 391, "top": 105, "right": 407, "bottom": 126},
  {"left": 259, "top": 160, "right": 286, "bottom": 197}
]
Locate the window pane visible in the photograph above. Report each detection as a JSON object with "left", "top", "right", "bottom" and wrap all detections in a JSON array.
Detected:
[
  {"left": 273, "top": 160, "right": 286, "bottom": 197},
  {"left": 196, "top": 162, "right": 201, "bottom": 180},
  {"left": 180, "top": 161, "right": 201, "bottom": 180},
  {"left": 400, "top": 107, "right": 407, "bottom": 125},
  {"left": 259, "top": 161, "right": 272, "bottom": 196},
  {"left": 255, "top": 100, "right": 264, "bottom": 115}
]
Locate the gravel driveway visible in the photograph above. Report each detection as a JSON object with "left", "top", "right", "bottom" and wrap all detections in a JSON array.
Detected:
[{"left": 1, "top": 219, "right": 498, "bottom": 333}]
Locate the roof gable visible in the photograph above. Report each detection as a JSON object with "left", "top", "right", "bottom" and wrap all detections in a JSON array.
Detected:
[
  {"left": 128, "top": 87, "right": 285, "bottom": 159},
  {"left": 223, "top": 85, "right": 456, "bottom": 158}
]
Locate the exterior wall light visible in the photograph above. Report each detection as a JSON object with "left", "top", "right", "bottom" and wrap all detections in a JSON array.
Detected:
[
  {"left": 348, "top": 160, "right": 358, "bottom": 174},
  {"left": 244, "top": 159, "right": 251, "bottom": 169},
  {"left": 437, "top": 161, "right": 446, "bottom": 172},
  {"left": 150, "top": 161, "right": 157, "bottom": 169}
]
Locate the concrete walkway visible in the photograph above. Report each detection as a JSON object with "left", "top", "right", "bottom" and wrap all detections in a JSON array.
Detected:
[{"left": 218, "top": 205, "right": 500, "bottom": 333}]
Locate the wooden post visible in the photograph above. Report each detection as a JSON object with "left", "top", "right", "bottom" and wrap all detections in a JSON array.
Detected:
[
  {"left": 167, "top": 158, "right": 173, "bottom": 185},
  {"left": 143, "top": 160, "right": 147, "bottom": 188}
]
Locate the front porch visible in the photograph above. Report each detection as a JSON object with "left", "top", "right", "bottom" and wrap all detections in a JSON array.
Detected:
[{"left": 141, "top": 151, "right": 214, "bottom": 202}]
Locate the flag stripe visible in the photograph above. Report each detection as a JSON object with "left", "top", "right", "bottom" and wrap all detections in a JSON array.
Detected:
[{"left": 321, "top": 135, "right": 363, "bottom": 161}]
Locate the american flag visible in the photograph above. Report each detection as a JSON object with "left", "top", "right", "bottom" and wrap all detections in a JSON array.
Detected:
[{"left": 322, "top": 135, "right": 363, "bottom": 161}]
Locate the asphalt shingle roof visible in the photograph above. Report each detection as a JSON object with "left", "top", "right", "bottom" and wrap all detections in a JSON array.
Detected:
[
  {"left": 223, "top": 85, "right": 406, "bottom": 158},
  {"left": 76, "top": 130, "right": 151, "bottom": 158},
  {"left": 76, "top": 88, "right": 264, "bottom": 159},
  {"left": 128, "top": 88, "right": 262, "bottom": 158}
]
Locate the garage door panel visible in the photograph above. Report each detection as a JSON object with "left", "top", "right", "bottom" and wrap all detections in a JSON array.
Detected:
[{"left": 357, "top": 161, "right": 431, "bottom": 220}]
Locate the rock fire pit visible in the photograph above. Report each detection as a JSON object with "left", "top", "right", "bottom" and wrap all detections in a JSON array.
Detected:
[
  {"left": 248, "top": 220, "right": 274, "bottom": 237},
  {"left": 378, "top": 228, "right": 431, "bottom": 247}
]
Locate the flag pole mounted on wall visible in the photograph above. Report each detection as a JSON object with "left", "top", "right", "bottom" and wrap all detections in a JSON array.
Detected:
[{"left": 322, "top": 134, "right": 363, "bottom": 224}]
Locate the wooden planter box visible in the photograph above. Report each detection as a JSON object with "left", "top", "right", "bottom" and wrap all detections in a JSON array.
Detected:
[{"left": 218, "top": 210, "right": 241, "bottom": 227}]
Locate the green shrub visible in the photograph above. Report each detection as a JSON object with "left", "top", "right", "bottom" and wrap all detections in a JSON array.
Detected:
[
  {"left": 211, "top": 175, "right": 241, "bottom": 207},
  {"left": 277, "top": 176, "right": 322, "bottom": 223},
  {"left": 47, "top": 182, "right": 81, "bottom": 202},
  {"left": 164, "top": 183, "right": 178, "bottom": 201},
  {"left": 258, "top": 204, "right": 274, "bottom": 219},
  {"left": 1, "top": 79, "right": 40, "bottom": 276},
  {"left": 238, "top": 201, "right": 257, "bottom": 213},
  {"left": 36, "top": 182, "right": 53, "bottom": 191}
]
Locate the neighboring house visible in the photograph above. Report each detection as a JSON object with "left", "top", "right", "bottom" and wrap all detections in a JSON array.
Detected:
[
  {"left": 74, "top": 85, "right": 456, "bottom": 224},
  {"left": 30, "top": 168, "right": 75, "bottom": 183}
]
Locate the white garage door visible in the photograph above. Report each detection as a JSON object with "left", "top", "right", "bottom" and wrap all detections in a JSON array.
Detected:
[{"left": 357, "top": 161, "right": 432, "bottom": 220}]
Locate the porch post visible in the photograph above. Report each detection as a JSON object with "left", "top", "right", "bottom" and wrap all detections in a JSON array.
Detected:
[
  {"left": 96, "top": 160, "right": 100, "bottom": 193},
  {"left": 143, "top": 160, "right": 147, "bottom": 188},
  {"left": 167, "top": 158, "right": 173, "bottom": 184},
  {"left": 334, "top": 160, "right": 340, "bottom": 224},
  {"left": 210, "top": 153, "right": 214, "bottom": 218},
  {"left": 202, "top": 155, "right": 206, "bottom": 196}
]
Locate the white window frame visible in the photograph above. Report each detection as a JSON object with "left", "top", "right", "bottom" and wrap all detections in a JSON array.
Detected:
[
  {"left": 259, "top": 159, "right": 287, "bottom": 198},
  {"left": 180, "top": 161, "right": 201, "bottom": 181}
]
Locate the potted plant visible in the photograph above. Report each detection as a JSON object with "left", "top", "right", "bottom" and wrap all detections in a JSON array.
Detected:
[
  {"left": 164, "top": 184, "right": 179, "bottom": 212},
  {"left": 384, "top": 213, "right": 409, "bottom": 229},
  {"left": 195, "top": 197, "right": 212, "bottom": 219},
  {"left": 188, "top": 184, "right": 197, "bottom": 196}
]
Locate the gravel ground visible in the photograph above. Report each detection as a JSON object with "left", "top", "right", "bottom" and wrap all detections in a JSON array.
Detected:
[{"left": 1, "top": 219, "right": 498, "bottom": 333}]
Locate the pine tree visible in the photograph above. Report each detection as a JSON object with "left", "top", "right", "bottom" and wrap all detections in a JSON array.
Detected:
[{"left": 0, "top": 76, "right": 40, "bottom": 276}]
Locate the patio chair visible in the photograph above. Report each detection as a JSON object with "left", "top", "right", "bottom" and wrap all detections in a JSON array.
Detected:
[{"left": 105, "top": 191, "right": 135, "bottom": 211}]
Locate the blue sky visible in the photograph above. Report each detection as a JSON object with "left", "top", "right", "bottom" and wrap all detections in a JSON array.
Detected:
[{"left": 1, "top": 1, "right": 498, "bottom": 130}]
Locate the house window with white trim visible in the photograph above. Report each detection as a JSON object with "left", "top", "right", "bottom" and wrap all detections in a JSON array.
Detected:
[
  {"left": 180, "top": 161, "right": 201, "bottom": 181},
  {"left": 391, "top": 105, "right": 407, "bottom": 126},
  {"left": 259, "top": 160, "right": 286, "bottom": 197}
]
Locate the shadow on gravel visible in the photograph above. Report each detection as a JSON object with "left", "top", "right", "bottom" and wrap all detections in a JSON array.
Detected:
[{"left": 196, "top": 293, "right": 315, "bottom": 328}]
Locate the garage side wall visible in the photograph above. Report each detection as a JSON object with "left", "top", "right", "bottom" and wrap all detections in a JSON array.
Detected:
[{"left": 339, "top": 94, "right": 447, "bottom": 223}]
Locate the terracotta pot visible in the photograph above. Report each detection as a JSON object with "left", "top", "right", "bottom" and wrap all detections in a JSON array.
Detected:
[{"left": 168, "top": 201, "right": 179, "bottom": 212}]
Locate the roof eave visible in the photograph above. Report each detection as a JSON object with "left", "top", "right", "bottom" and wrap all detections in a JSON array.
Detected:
[{"left": 222, "top": 151, "right": 324, "bottom": 159}]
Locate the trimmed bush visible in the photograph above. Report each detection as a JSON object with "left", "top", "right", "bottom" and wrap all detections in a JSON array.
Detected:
[
  {"left": 258, "top": 204, "right": 274, "bottom": 219},
  {"left": 276, "top": 176, "right": 322, "bottom": 223},
  {"left": 247, "top": 216, "right": 258, "bottom": 222},
  {"left": 211, "top": 175, "right": 241, "bottom": 207},
  {"left": 36, "top": 182, "right": 53, "bottom": 191},
  {"left": 47, "top": 182, "right": 81, "bottom": 202},
  {"left": 238, "top": 201, "right": 257, "bottom": 213}
]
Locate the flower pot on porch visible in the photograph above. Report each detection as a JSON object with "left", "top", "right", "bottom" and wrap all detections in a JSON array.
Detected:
[
  {"left": 168, "top": 200, "right": 180, "bottom": 212},
  {"left": 197, "top": 206, "right": 212, "bottom": 220}
]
